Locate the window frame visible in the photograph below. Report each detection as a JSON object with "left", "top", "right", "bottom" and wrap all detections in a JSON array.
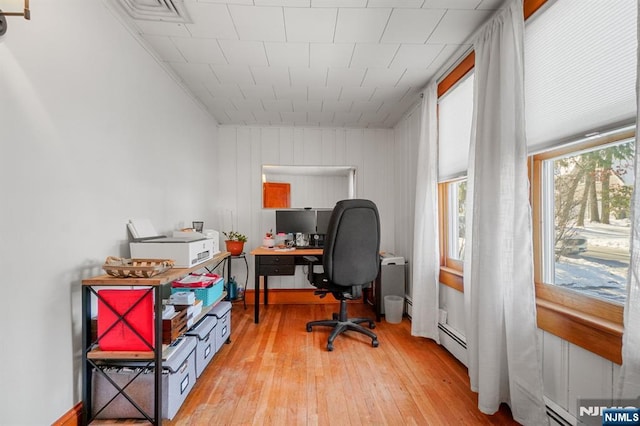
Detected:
[
  {"left": 438, "top": 180, "right": 464, "bottom": 293},
  {"left": 530, "top": 129, "right": 635, "bottom": 364}
]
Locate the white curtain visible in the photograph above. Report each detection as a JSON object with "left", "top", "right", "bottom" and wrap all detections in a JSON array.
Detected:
[
  {"left": 411, "top": 82, "right": 440, "bottom": 342},
  {"left": 463, "top": 1, "right": 547, "bottom": 424},
  {"left": 617, "top": 4, "right": 640, "bottom": 401}
]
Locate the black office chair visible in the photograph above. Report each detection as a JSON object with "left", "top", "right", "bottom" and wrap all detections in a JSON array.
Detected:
[{"left": 305, "top": 199, "right": 380, "bottom": 351}]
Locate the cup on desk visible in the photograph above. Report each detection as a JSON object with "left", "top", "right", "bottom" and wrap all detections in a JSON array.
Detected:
[{"left": 192, "top": 221, "right": 204, "bottom": 233}]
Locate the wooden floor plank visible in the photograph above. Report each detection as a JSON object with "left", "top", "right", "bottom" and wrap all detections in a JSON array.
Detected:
[{"left": 95, "top": 302, "right": 519, "bottom": 425}]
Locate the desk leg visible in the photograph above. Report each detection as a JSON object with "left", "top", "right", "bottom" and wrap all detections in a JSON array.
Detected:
[
  {"left": 374, "top": 264, "right": 382, "bottom": 322},
  {"left": 254, "top": 255, "right": 262, "bottom": 324},
  {"left": 264, "top": 276, "right": 268, "bottom": 305}
]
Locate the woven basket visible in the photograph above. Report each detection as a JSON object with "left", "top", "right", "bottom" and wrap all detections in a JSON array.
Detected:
[{"left": 102, "top": 256, "right": 175, "bottom": 278}]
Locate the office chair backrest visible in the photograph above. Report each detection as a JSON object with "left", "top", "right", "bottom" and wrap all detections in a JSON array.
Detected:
[{"left": 323, "top": 199, "right": 380, "bottom": 287}]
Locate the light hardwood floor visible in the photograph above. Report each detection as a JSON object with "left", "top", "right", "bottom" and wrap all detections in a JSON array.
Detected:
[{"left": 160, "top": 302, "right": 518, "bottom": 426}]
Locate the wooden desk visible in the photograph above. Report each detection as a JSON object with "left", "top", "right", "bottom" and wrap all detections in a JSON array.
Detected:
[
  {"left": 250, "top": 247, "right": 323, "bottom": 323},
  {"left": 250, "top": 247, "right": 382, "bottom": 324}
]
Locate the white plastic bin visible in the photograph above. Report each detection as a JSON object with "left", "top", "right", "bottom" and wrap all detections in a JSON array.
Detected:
[{"left": 384, "top": 295, "right": 404, "bottom": 324}]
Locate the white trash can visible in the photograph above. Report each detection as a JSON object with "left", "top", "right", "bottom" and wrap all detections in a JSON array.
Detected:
[{"left": 384, "top": 295, "right": 404, "bottom": 324}]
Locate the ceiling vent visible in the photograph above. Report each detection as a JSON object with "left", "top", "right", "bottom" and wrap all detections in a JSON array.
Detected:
[{"left": 115, "top": 0, "right": 191, "bottom": 23}]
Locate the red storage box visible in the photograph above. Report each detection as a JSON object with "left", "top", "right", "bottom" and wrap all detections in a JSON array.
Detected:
[{"left": 97, "top": 289, "right": 155, "bottom": 351}]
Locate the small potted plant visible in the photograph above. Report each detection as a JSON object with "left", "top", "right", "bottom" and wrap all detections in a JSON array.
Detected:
[{"left": 223, "top": 231, "right": 247, "bottom": 256}]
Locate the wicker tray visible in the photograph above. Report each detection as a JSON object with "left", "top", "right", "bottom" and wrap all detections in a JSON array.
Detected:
[{"left": 102, "top": 256, "right": 175, "bottom": 278}]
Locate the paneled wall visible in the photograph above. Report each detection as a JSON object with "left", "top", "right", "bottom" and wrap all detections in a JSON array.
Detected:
[
  {"left": 215, "top": 126, "right": 396, "bottom": 289},
  {"left": 392, "top": 103, "right": 620, "bottom": 424}
]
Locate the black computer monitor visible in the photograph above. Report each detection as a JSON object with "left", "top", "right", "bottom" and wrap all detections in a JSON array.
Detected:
[
  {"left": 315, "top": 209, "right": 333, "bottom": 235},
  {"left": 275, "top": 210, "right": 317, "bottom": 234}
]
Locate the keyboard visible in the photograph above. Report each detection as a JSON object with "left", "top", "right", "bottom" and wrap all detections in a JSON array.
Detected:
[{"left": 295, "top": 245, "right": 323, "bottom": 250}]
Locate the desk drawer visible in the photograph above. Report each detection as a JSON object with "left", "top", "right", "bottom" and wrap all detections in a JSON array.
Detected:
[
  {"left": 259, "top": 265, "right": 295, "bottom": 276},
  {"left": 260, "top": 256, "right": 295, "bottom": 266}
]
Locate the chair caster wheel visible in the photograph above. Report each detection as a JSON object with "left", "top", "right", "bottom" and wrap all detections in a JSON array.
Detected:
[
  {"left": 332, "top": 313, "right": 338, "bottom": 320},
  {"left": 372, "top": 339, "right": 379, "bottom": 348},
  {"left": 306, "top": 325, "right": 312, "bottom": 332},
  {"left": 369, "top": 322, "right": 376, "bottom": 329},
  {"left": 327, "top": 343, "right": 334, "bottom": 351}
]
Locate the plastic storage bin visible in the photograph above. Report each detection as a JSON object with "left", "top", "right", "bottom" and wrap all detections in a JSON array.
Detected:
[
  {"left": 384, "top": 295, "right": 404, "bottom": 324},
  {"left": 92, "top": 335, "right": 197, "bottom": 420},
  {"left": 207, "top": 301, "right": 232, "bottom": 353},
  {"left": 185, "top": 315, "right": 217, "bottom": 378},
  {"left": 171, "top": 276, "right": 224, "bottom": 306}
]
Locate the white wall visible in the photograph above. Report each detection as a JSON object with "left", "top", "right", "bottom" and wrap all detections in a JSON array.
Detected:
[
  {"left": 0, "top": 1, "right": 219, "bottom": 423},
  {"left": 215, "top": 126, "right": 396, "bottom": 289},
  {"left": 392, "top": 97, "right": 622, "bottom": 423}
]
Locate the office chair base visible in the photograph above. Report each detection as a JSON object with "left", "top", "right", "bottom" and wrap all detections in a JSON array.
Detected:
[{"left": 306, "top": 301, "right": 378, "bottom": 351}]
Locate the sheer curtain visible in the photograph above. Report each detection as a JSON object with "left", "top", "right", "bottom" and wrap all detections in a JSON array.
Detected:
[
  {"left": 462, "top": 0, "right": 547, "bottom": 423},
  {"left": 410, "top": 82, "right": 440, "bottom": 342},
  {"left": 617, "top": 4, "right": 640, "bottom": 401}
]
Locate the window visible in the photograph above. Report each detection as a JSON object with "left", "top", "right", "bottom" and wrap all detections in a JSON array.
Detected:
[
  {"left": 447, "top": 179, "right": 467, "bottom": 263},
  {"left": 538, "top": 135, "right": 634, "bottom": 305}
]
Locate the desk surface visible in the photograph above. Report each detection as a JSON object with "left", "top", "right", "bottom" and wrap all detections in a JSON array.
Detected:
[{"left": 251, "top": 247, "right": 323, "bottom": 256}]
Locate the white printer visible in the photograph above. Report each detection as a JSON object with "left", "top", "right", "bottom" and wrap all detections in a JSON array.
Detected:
[{"left": 128, "top": 219, "right": 219, "bottom": 268}]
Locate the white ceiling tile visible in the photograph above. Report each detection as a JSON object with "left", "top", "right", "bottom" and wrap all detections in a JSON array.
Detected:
[
  {"left": 426, "top": 44, "right": 469, "bottom": 73},
  {"left": 219, "top": 40, "right": 269, "bottom": 66},
  {"left": 169, "top": 62, "right": 219, "bottom": 84},
  {"left": 280, "top": 111, "right": 308, "bottom": 122},
  {"left": 339, "top": 86, "right": 375, "bottom": 101},
  {"left": 307, "top": 112, "right": 336, "bottom": 124},
  {"left": 198, "top": 0, "right": 253, "bottom": 4},
  {"left": 389, "top": 44, "right": 444, "bottom": 68},
  {"left": 359, "top": 110, "right": 391, "bottom": 124},
  {"left": 396, "top": 68, "right": 433, "bottom": 89},
  {"left": 327, "top": 68, "right": 366, "bottom": 86},
  {"left": 381, "top": 9, "right": 445, "bottom": 43},
  {"left": 293, "top": 100, "right": 323, "bottom": 112},
  {"left": 251, "top": 66, "right": 291, "bottom": 86},
  {"left": 184, "top": 3, "right": 238, "bottom": 39},
  {"left": 239, "top": 85, "right": 277, "bottom": 99},
  {"left": 333, "top": 112, "right": 363, "bottom": 124},
  {"left": 228, "top": 5, "right": 286, "bottom": 41},
  {"left": 231, "top": 98, "right": 265, "bottom": 110},
  {"left": 361, "top": 68, "right": 405, "bottom": 87},
  {"left": 142, "top": 35, "right": 185, "bottom": 63},
  {"left": 225, "top": 109, "right": 255, "bottom": 124},
  {"left": 422, "top": 0, "right": 482, "bottom": 9},
  {"left": 308, "top": 86, "right": 341, "bottom": 100},
  {"left": 368, "top": 0, "right": 424, "bottom": 7},
  {"left": 289, "top": 67, "right": 328, "bottom": 86},
  {"left": 208, "top": 97, "right": 236, "bottom": 110},
  {"left": 171, "top": 37, "right": 227, "bottom": 64},
  {"left": 265, "top": 42, "right": 309, "bottom": 67},
  {"left": 370, "top": 86, "right": 411, "bottom": 102},
  {"left": 350, "top": 43, "right": 399, "bottom": 68},
  {"left": 322, "top": 100, "right": 353, "bottom": 112},
  {"left": 311, "top": 0, "right": 366, "bottom": 7},
  {"left": 252, "top": 111, "right": 283, "bottom": 124},
  {"left": 274, "top": 85, "right": 308, "bottom": 100},
  {"left": 255, "top": 0, "right": 310, "bottom": 6},
  {"left": 284, "top": 8, "right": 337, "bottom": 43},
  {"left": 310, "top": 43, "right": 355, "bottom": 68},
  {"left": 135, "top": 20, "right": 191, "bottom": 37},
  {"left": 352, "top": 100, "right": 384, "bottom": 112},
  {"left": 262, "top": 99, "right": 294, "bottom": 112},
  {"left": 211, "top": 65, "right": 256, "bottom": 84},
  {"left": 205, "top": 82, "right": 245, "bottom": 98},
  {"left": 428, "top": 10, "right": 493, "bottom": 44},
  {"left": 334, "top": 8, "right": 392, "bottom": 43},
  {"left": 477, "top": 0, "right": 505, "bottom": 9}
]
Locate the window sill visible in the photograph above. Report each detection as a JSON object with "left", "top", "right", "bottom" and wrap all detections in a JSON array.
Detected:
[
  {"left": 439, "top": 267, "right": 463, "bottom": 292},
  {"left": 535, "top": 295, "right": 622, "bottom": 364},
  {"left": 437, "top": 269, "right": 623, "bottom": 364}
]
